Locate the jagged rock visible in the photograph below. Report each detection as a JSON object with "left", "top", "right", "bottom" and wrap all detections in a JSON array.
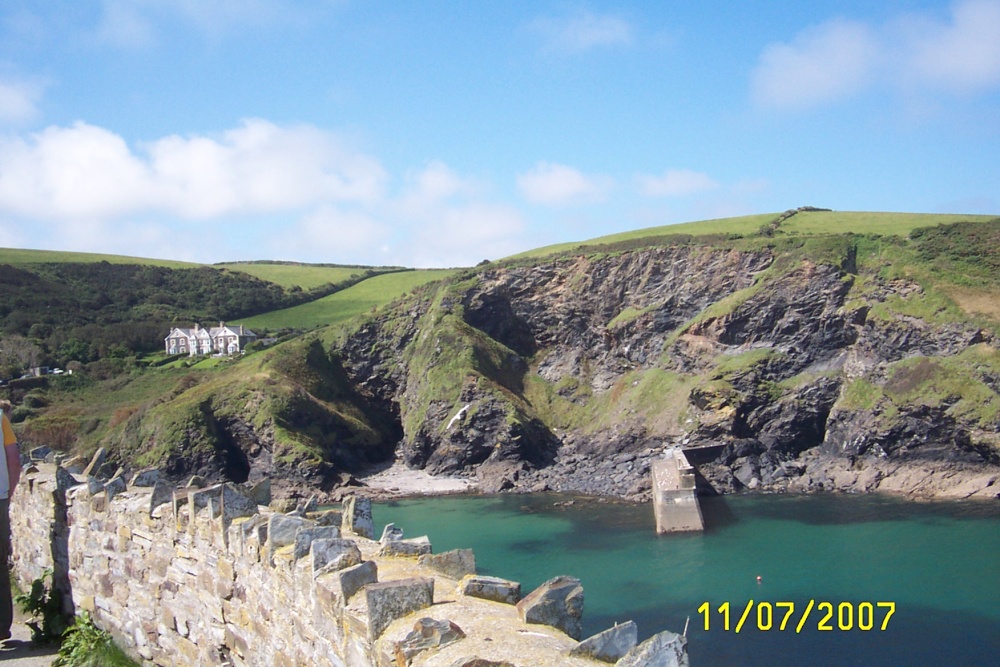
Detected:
[
  {"left": 312, "top": 508, "right": 342, "bottom": 526},
  {"left": 294, "top": 525, "right": 341, "bottom": 560},
  {"left": 516, "top": 575, "right": 584, "bottom": 639},
  {"left": 149, "top": 480, "right": 173, "bottom": 516},
  {"left": 60, "top": 455, "right": 86, "bottom": 474},
  {"left": 394, "top": 618, "right": 466, "bottom": 665},
  {"left": 186, "top": 475, "right": 207, "bottom": 488},
  {"left": 130, "top": 468, "right": 161, "bottom": 487},
  {"left": 377, "top": 536, "right": 431, "bottom": 558},
  {"left": 365, "top": 577, "right": 434, "bottom": 640},
  {"left": 55, "top": 465, "right": 79, "bottom": 492},
  {"left": 380, "top": 522, "right": 404, "bottom": 543},
  {"left": 418, "top": 549, "right": 475, "bottom": 579},
  {"left": 335, "top": 559, "right": 377, "bottom": 603},
  {"left": 246, "top": 478, "right": 271, "bottom": 505},
  {"left": 29, "top": 446, "right": 52, "bottom": 461},
  {"left": 311, "top": 538, "right": 361, "bottom": 574},
  {"left": 104, "top": 475, "right": 127, "bottom": 501},
  {"left": 269, "top": 497, "right": 297, "bottom": 513},
  {"left": 569, "top": 620, "right": 637, "bottom": 662},
  {"left": 459, "top": 575, "right": 520, "bottom": 604},
  {"left": 82, "top": 447, "right": 107, "bottom": 478},
  {"left": 342, "top": 495, "right": 374, "bottom": 539},
  {"left": 266, "top": 514, "right": 311, "bottom": 562},
  {"left": 615, "top": 629, "right": 688, "bottom": 667}
]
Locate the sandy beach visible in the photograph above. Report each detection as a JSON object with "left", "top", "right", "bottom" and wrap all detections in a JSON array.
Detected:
[{"left": 355, "top": 461, "right": 478, "bottom": 498}]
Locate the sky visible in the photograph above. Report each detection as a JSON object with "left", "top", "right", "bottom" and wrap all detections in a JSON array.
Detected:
[{"left": 0, "top": 1, "right": 998, "bottom": 268}]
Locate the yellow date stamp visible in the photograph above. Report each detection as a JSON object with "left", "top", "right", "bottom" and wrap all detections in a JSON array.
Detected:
[{"left": 697, "top": 600, "right": 895, "bottom": 633}]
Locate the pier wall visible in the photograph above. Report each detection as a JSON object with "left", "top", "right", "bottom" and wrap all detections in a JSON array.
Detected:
[
  {"left": 652, "top": 449, "right": 704, "bottom": 534},
  {"left": 10, "top": 464, "right": 688, "bottom": 666}
]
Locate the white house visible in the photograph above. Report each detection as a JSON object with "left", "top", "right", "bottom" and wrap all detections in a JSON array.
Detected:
[{"left": 164, "top": 322, "right": 258, "bottom": 356}]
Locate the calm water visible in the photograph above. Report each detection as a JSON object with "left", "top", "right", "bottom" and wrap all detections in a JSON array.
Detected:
[{"left": 372, "top": 493, "right": 1000, "bottom": 666}]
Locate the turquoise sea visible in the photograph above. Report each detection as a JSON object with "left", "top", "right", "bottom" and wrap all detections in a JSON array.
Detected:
[{"left": 372, "top": 493, "right": 1000, "bottom": 666}]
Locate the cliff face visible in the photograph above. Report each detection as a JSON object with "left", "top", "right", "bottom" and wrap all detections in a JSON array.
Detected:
[{"left": 331, "top": 226, "right": 1000, "bottom": 500}]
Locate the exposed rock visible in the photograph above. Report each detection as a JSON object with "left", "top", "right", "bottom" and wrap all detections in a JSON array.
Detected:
[
  {"left": 343, "top": 495, "right": 375, "bottom": 539},
  {"left": 516, "top": 575, "right": 584, "bottom": 639},
  {"left": 569, "top": 620, "right": 637, "bottom": 662},
  {"left": 418, "top": 549, "right": 476, "bottom": 580},
  {"left": 377, "top": 536, "right": 431, "bottom": 558},
  {"left": 129, "top": 468, "right": 161, "bottom": 487},
  {"left": 459, "top": 575, "right": 520, "bottom": 605},
  {"left": 81, "top": 447, "right": 107, "bottom": 478},
  {"left": 380, "top": 522, "right": 404, "bottom": 543},
  {"left": 310, "top": 538, "right": 362, "bottom": 574},
  {"left": 394, "top": 617, "right": 466, "bottom": 665},
  {"left": 365, "top": 577, "right": 434, "bottom": 640},
  {"left": 615, "top": 629, "right": 688, "bottom": 667},
  {"left": 334, "top": 559, "right": 377, "bottom": 603}
]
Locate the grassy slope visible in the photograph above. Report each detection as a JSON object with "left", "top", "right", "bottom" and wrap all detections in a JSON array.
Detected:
[
  {"left": 212, "top": 262, "right": 368, "bottom": 289},
  {"left": 236, "top": 269, "right": 458, "bottom": 330},
  {"left": 0, "top": 247, "right": 198, "bottom": 268}
]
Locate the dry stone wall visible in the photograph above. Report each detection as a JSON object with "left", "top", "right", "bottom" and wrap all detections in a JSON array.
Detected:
[{"left": 10, "top": 463, "right": 688, "bottom": 667}]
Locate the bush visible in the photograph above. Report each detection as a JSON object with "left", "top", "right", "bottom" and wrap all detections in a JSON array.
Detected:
[
  {"left": 54, "top": 612, "right": 139, "bottom": 667},
  {"left": 14, "top": 568, "right": 69, "bottom": 643}
]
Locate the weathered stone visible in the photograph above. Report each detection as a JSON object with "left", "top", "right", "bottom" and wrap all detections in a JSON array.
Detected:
[
  {"left": 55, "top": 465, "right": 80, "bottom": 492},
  {"left": 266, "top": 514, "right": 311, "bottom": 562},
  {"left": 311, "top": 509, "right": 342, "bottom": 526},
  {"left": 186, "top": 475, "right": 206, "bottom": 488},
  {"left": 380, "top": 522, "right": 404, "bottom": 543},
  {"left": 311, "top": 538, "right": 362, "bottom": 574},
  {"left": 220, "top": 484, "right": 258, "bottom": 525},
  {"left": 60, "top": 455, "right": 86, "bottom": 474},
  {"left": 516, "top": 575, "right": 584, "bottom": 639},
  {"left": 130, "top": 468, "right": 161, "bottom": 487},
  {"left": 365, "top": 577, "right": 434, "bottom": 640},
  {"left": 418, "top": 549, "right": 476, "bottom": 580},
  {"left": 342, "top": 495, "right": 374, "bottom": 539},
  {"left": 394, "top": 617, "right": 466, "bottom": 664},
  {"left": 246, "top": 478, "right": 271, "bottom": 506},
  {"left": 269, "top": 497, "right": 296, "bottom": 513},
  {"left": 615, "top": 629, "right": 689, "bottom": 667},
  {"left": 82, "top": 447, "right": 107, "bottom": 478},
  {"left": 568, "top": 620, "right": 637, "bottom": 662},
  {"left": 29, "top": 446, "right": 52, "bottom": 461},
  {"left": 446, "top": 659, "right": 514, "bottom": 667},
  {"left": 104, "top": 475, "right": 127, "bottom": 502},
  {"left": 336, "top": 559, "right": 377, "bottom": 603},
  {"left": 458, "top": 575, "right": 520, "bottom": 605},
  {"left": 376, "top": 536, "right": 431, "bottom": 558},
  {"left": 293, "top": 525, "right": 341, "bottom": 561},
  {"left": 149, "top": 480, "right": 172, "bottom": 516}
]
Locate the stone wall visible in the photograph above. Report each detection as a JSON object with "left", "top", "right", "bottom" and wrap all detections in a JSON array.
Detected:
[{"left": 10, "top": 464, "right": 688, "bottom": 667}]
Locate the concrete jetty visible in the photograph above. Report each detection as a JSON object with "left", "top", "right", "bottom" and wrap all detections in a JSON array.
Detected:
[{"left": 652, "top": 448, "right": 704, "bottom": 534}]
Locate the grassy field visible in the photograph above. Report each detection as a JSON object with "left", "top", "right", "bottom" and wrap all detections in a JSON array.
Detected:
[
  {"left": 0, "top": 247, "right": 198, "bottom": 268},
  {"left": 213, "top": 262, "right": 372, "bottom": 289},
  {"left": 507, "top": 210, "right": 997, "bottom": 260},
  {"left": 236, "top": 269, "right": 457, "bottom": 330}
]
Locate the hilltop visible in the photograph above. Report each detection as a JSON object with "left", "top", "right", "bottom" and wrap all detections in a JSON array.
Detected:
[{"left": 4, "top": 209, "right": 999, "bottom": 502}]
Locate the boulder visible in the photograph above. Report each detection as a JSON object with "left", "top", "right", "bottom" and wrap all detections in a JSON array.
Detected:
[
  {"left": 394, "top": 618, "right": 466, "bottom": 665},
  {"left": 418, "top": 549, "right": 476, "bottom": 579},
  {"left": 568, "top": 620, "right": 637, "bottom": 662},
  {"left": 516, "top": 575, "right": 584, "bottom": 639},
  {"left": 615, "top": 629, "right": 688, "bottom": 667},
  {"left": 365, "top": 577, "right": 434, "bottom": 640},
  {"left": 458, "top": 575, "right": 520, "bottom": 605}
]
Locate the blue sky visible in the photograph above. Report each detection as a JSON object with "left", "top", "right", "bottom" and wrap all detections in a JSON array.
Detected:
[{"left": 0, "top": 1, "right": 998, "bottom": 267}]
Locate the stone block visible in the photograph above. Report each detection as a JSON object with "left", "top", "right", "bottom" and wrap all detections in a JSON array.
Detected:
[
  {"left": 446, "top": 659, "right": 515, "bottom": 667},
  {"left": 336, "top": 560, "right": 377, "bottom": 603},
  {"left": 418, "top": 549, "right": 475, "bottom": 580},
  {"left": 294, "top": 524, "right": 341, "bottom": 561},
  {"left": 266, "top": 514, "right": 311, "bottom": 563},
  {"left": 365, "top": 577, "right": 434, "bottom": 641},
  {"left": 311, "top": 538, "right": 362, "bottom": 574},
  {"left": 516, "top": 575, "right": 584, "bottom": 639},
  {"left": 104, "top": 475, "right": 127, "bottom": 502},
  {"left": 150, "top": 481, "right": 173, "bottom": 516},
  {"left": 394, "top": 618, "right": 466, "bottom": 665},
  {"left": 246, "top": 478, "right": 271, "bottom": 506},
  {"left": 376, "top": 536, "right": 431, "bottom": 558},
  {"left": 380, "top": 523, "right": 404, "bottom": 543},
  {"left": 342, "top": 495, "right": 374, "bottom": 539},
  {"left": 82, "top": 447, "right": 107, "bottom": 478},
  {"left": 568, "top": 620, "right": 637, "bottom": 662},
  {"left": 615, "top": 629, "right": 688, "bottom": 667},
  {"left": 130, "top": 468, "right": 161, "bottom": 487},
  {"left": 458, "top": 575, "right": 520, "bottom": 605}
]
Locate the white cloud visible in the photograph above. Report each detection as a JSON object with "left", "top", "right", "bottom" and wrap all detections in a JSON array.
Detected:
[
  {"left": 529, "top": 11, "right": 633, "bottom": 54},
  {"left": 636, "top": 169, "right": 719, "bottom": 198},
  {"left": 751, "top": 19, "right": 878, "bottom": 111},
  {"left": 898, "top": 0, "right": 1000, "bottom": 92},
  {"left": 409, "top": 203, "right": 527, "bottom": 268},
  {"left": 0, "top": 77, "right": 43, "bottom": 123},
  {"left": 517, "top": 162, "right": 613, "bottom": 206},
  {"left": 0, "top": 119, "right": 386, "bottom": 221},
  {"left": 752, "top": 0, "right": 1000, "bottom": 111},
  {"left": 95, "top": 0, "right": 156, "bottom": 48},
  {"left": 275, "top": 206, "right": 391, "bottom": 263}
]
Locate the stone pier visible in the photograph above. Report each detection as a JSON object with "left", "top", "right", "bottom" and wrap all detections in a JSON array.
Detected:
[{"left": 652, "top": 448, "right": 704, "bottom": 534}]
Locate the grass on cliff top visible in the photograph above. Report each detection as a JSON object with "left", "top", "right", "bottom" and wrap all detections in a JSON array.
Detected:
[
  {"left": 0, "top": 246, "right": 198, "bottom": 268},
  {"left": 212, "top": 262, "right": 370, "bottom": 289},
  {"left": 236, "top": 269, "right": 457, "bottom": 330},
  {"left": 508, "top": 210, "right": 996, "bottom": 260}
]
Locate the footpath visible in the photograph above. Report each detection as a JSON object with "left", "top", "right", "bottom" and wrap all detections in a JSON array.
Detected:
[{"left": 0, "top": 607, "right": 58, "bottom": 666}]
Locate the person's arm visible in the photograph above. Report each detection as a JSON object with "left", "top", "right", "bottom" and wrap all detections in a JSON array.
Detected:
[
  {"left": 5, "top": 442, "right": 20, "bottom": 494},
  {"left": 2, "top": 415, "right": 19, "bottom": 494}
]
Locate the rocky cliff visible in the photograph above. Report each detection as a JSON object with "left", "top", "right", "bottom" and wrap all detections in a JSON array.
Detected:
[{"left": 328, "top": 221, "right": 1000, "bottom": 501}]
